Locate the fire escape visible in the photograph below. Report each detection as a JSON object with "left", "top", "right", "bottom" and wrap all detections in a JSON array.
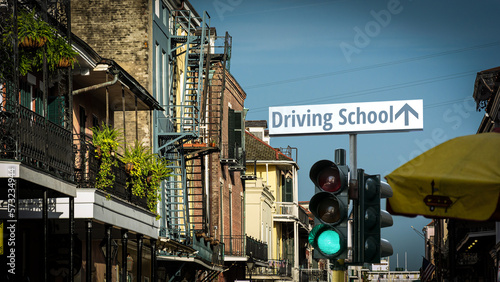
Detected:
[
  {"left": 155, "top": 8, "right": 232, "bottom": 244},
  {"left": 185, "top": 31, "right": 231, "bottom": 236},
  {"left": 155, "top": 9, "right": 209, "bottom": 241}
]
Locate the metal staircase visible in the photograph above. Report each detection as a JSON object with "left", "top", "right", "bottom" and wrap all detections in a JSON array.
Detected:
[
  {"left": 204, "top": 32, "right": 231, "bottom": 147},
  {"left": 186, "top": 155, "right": 205, "bottom": 233},
  {"left": 155, "top": 10, "right": 233, "bottom": 242},
  {"left": 156, "top": 9, "right": 210, "bottom": 240}
]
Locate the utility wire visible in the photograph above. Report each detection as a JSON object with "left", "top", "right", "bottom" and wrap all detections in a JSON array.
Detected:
[
  {"left": 243, "top": 42, "right": 500, "bottom": 90},
  {"left": 248, "top": 70, "right": 476, "bottom": 114}
]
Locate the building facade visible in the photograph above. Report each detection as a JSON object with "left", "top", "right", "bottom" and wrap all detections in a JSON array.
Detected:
[
  {"left": 1, "top": 1, "right": 161, "bottom": 281},
  {"left": 244, "top": 121, "right": 311, "bottom": 281},
  {"left": 71, "top": 0, "right": 253, "bottom": 281}
]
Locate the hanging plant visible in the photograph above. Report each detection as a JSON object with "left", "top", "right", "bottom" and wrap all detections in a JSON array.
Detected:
[
  {"left": 46, "top": 36, "right": 78, "bottom": 70},
  {"left": 33, "top": 35, "right": 78, "bottom": 72},
  {"left": 3, "top": 9, "right": 78, "bottom": 75},
  {"left": 17, "top": 9, "right": 54, "bottom": 48},
  {"left": 90, "top": 122, "right": 122, "bottom": 190}
]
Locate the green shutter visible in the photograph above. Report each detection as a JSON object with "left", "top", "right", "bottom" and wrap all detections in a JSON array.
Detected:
[
  {"left": 228, "top": 109, "right": 235, "bottom": 158},
  {"left": 34, "top": 89, "right": 43, "bottom": 115},
  {"left": 285, "top": 177, "right": 293, "bottom": 202},
  {"left": 48, "top": 96, "right": 65, "bottom": 126},
  {"left": 20, "top": 81, "right": 30, "bottom": 109},
  {"left": 228, "top": 109, "right": 244, "bottom": 159}
]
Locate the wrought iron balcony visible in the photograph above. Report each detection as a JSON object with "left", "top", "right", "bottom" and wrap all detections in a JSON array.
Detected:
[
  {"left": 250, "top": 259, "right": 293, "bottom": 278},
  {"left": 73, "top": 134, "right": 148, "bottom": 210},
  {"left": 221, "top": 235, "right": 268, "bottom": 262},
  {"left": 220, "top": 142, "right": 246, "bottom": 171},
  {"left": 246, "top": 236, "right": 268, "bottom": 261},
  {"left": 222, "top": 235, "right": 245, "bottom": 257},
  {"left": 299, "top": 269, "right": 328, "bottom": 282},
  {"left": 0, "top": 104, "right": 73, "bottom": 182}
]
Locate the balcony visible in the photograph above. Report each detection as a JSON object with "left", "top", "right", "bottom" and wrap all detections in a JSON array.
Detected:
[
  {"left": 73, "top": 134, "right": 148, "bottom": 210},
  {"left": 220, "top": 142, "right": 246, "bottom": 171},
  {"left": 299, "top": 269, "right": 328, "bottom": 282},
  {"left": 250, "top": 259, "right": 293, "bottom": 279},
  {"left": 0, "top": 104, "right": 73, "bottom": 183},
  {"left": 274, "top": 202, "right": 311, "bottom": 229},
  {"left": 222, "top": 235, "right": 268, "bottom": 262}
]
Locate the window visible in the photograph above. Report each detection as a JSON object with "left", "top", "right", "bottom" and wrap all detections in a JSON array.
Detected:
[
  {"left": 162, "top": 3, "right": 168, "bottom": 28},
  {"left": 48, "top": 96, "right": 65, "bottom": 126},
  {"left": 79, "top": 106, "right": 86, "bottom": 134},
  {"left": 228, "top": 109, "right": 244, "bottom": 159},
  {"left": 154, "top": 0, "right": 160, "bottom": 18},
  {"left": 92, "top": 114, "right": 99, "bottom": 128},
  {"left": 282, "top": 176, "right": 293, "bottom": 202}
]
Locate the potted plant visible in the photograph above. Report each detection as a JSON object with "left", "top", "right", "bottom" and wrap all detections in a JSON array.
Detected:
[
  {"left": 210, "top": 138, "right": 217, "bottom": 147},
  {"left": 90, "top": 122, "right": 122, "bottom": 190},
  {"left": 5, "top": 9, "right": 78, "bottom": 75},
  {"left": 17, "top": 9, "right": 54, "bottom": 48},
  {"left": 47, "top": 36, "right": 78, "bottom": 70}
]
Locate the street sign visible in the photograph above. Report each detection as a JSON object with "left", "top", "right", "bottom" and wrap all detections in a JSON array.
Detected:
[{"left": 269, "top": 99, "right": 423, "bottom": 136}]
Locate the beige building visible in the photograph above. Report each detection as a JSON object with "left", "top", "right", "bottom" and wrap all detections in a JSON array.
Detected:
[{"left": 244, "top": 121, "right": 312, "bottom": 281}]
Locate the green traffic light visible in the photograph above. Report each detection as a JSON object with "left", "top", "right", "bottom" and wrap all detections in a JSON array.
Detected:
[{"left": 317, "top": 229, "right": 341, "bottom": 255}]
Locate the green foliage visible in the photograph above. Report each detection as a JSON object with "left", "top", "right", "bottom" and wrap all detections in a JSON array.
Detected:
[
  {"left": 122, "top": 141, "right": 171, "bottom": 216},
  {"left": 43, "top": 36, "right": 78, "bottom": 71},
  {"left": 90, "top": 124, "right": 170, "bottom": 216},
  {"left": 3, "top": 9, "right": 78, "bottom": 75},
  {"left": 123, "top": 141, "right": 152, "bottom": 198},
  {"left": 147, "top": 155, "right": 171, "bottom": 213},
  {"left": 17, "top": 9, "right": 54, "bottom": 47},
  {"left": 91, "top": 122, "right": 122, "bottom": 190}
]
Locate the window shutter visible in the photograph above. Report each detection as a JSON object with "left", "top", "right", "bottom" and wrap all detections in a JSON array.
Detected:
[
  {"left": 228, "top": 109, "right": 244, "bottom": 160},
  {"left": 48, "top": 96, "right": 65, "bottom": 126}
]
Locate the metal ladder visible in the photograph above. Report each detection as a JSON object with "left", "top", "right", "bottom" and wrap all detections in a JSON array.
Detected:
[{"left": 156, "top": 10, "right": 210, "bottom": 241}]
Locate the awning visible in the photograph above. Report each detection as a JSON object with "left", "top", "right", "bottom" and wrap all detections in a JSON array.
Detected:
[{"left": 386, "top": 132, "right": 500, "bottom": 221}]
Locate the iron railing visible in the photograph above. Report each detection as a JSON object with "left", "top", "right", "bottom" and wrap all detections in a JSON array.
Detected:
[
  {"left": 300, "top": 269, "right": 328, "bottom": 282},
  {"left": 298, "top": 205, "right": 311, "bottom": 229},
  {"left": 251, "top": 259, "right": 292, "bottom": 278},
  {"left": 221, "top": 235, "right": 268, "bottom": 261},
  {"left": 246, "top": 236, "right": 268, "bottom": 261},
  {"left": 0, "top": 104, "right": 73, "bottom": 182},
  {"left": 222, "top": 235, "right": 245, "bottom": 257},
  {"left": 73, "top": 134, "right": 148, "bottom": 210}
]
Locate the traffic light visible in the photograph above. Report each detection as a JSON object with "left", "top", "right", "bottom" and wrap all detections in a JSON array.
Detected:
[
  {"left": 308, "top": 149, "right": 349, "bottom": 260},
  {"left": 357, "top": 169, "right": 393, "bottom": 263}
]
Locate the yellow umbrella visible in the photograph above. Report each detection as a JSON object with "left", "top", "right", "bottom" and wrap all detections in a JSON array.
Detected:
[{"left": 386, "top": 132, "right": 500, "bottom": 221}]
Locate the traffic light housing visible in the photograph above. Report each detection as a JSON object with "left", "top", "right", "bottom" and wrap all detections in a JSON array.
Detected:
[
  {"left": 308, "top": 153, "right": 349, "bottom": 260},
  {"left": 357, "top": 170, "right": 393, "bottom": 263}
]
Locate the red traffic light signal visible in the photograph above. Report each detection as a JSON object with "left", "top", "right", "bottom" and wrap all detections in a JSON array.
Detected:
[{"left": 309, "top": 160, "right": 347, "bottom": 193}]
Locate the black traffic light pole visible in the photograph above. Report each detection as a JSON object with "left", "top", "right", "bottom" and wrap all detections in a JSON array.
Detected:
[{"left": 350, "top": 134, "right": 362, "bottom": 265}]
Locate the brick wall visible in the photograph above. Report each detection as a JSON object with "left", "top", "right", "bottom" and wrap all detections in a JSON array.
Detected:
[
  {"left": 209, "top": 67, "right": 247, "bottom": 240},
  {"left": 71, "top": 0, "right": 151, "bottom": 90},
  {"left": 72, "top": 0, "right": 153, "bottom": 149}
]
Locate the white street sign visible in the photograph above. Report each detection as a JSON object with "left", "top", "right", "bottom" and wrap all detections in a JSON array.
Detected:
[{"left": 269, "top": 99, "right": 423, "bottom": 136}]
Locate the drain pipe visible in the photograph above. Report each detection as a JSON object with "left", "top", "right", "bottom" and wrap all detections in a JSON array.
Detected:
[{"left": 72, "top": 74, "right": 119, "bottom": 96}]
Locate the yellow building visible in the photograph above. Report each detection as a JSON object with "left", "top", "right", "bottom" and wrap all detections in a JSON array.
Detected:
[{"left": 244, "top": 121, "right": 312, "bottom": 281}]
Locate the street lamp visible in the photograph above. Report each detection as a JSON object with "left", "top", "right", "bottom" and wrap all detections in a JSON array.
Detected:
[{"left": 246, "top": 253, "right": 255, "bottom": 282}]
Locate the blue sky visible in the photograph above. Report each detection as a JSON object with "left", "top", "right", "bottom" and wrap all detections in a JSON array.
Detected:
[{"left": 191, "top": 0, "right": 500, "bottom": 271}]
